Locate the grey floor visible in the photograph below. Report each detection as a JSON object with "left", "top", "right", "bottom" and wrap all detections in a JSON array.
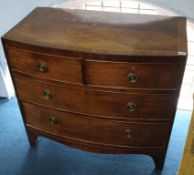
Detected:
[{"left": 0, "top": 98, "right": 192, "bottom": 175}]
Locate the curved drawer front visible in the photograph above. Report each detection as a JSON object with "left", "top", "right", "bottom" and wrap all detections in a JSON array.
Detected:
[
  {"left": 22, "top": 102, "right": 169, "bottom": 148},
  {"left": 86, "top": 60, "right": 181, "bottom": 89},
  {"left": 14, "top": 75, "right": 174, "bottom": 120},
  {"left": 6, "top": 46, "right": 82, "bottom": 84}
]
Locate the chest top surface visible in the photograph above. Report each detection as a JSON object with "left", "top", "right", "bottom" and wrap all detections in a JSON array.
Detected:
[{"left": 3, "top": 7, "right": 187, "bottom": 57}]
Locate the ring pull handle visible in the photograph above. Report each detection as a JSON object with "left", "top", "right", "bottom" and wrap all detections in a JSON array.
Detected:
[
  {"left": 126, "top": 129, "right": 133, "bottom": 138},
  {"left": 48, "top": 116, "right": 57, "bottom": 125},
  {"left": 38, "top": 62, "right": 48, "bottom": 72},
  {"left": 128, "top": 72, "right": 138, "bottom": 83},
  {"left": 127, "top": 102, "right": 136, "bottom": 112},
  {"left": 43, "top": 90, "right": 53, "bottom": 100}
]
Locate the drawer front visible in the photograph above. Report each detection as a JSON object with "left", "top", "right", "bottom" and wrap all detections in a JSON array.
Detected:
[
  {"left": 86, "top": 60, "right": 181, "bottom": 89},
  {"left": 6, "top": 46, "right": 82, "bottom": 84},
  {"left": 13, "top": 75, "right": 175, "bottom": 120},
  {"left": 22, "top": 102, "right": 169, "bottom": 147}
]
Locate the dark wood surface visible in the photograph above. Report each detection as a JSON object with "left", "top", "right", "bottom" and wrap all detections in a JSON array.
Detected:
[
  {"left": 3, "top": 7, "right": 187, "bottom": 57},
  {"left": 6, "top": 46, "right": 83, "bottom": 84},
  {"left": 86, "top": 60, "right": 182, "bottom": 89},
  {"left": 13, "top": 74, "right": 175, "bottom": 120},
  {"left": 1, "top": 7, "right": 187, "bottom": 170},
  {"left": 22, "top": 102, "right": 170, "bottom": 148}
]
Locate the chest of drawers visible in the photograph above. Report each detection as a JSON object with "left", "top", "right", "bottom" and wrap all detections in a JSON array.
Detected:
[{"left": 1, "top": 7, "right": 187, "bottom": 170}]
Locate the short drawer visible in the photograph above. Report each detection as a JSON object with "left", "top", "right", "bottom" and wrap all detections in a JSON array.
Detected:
[
  {"left": 6, "top": 46, "right": 82, "bottom": 84},
  {"left": 23, "top": 102, "right": 169, "bottom": 148},
  {"left": 13, "top": 75, "right": 175, "bottom": 120},
  {"left": 86, "top": 60, "right": 181, "bottom": 89}
]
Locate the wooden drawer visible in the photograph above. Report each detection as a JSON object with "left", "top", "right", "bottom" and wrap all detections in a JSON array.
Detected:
[
  {"left": 13, "top": 75, "right": 175, "bottom": 120},
  {"left": 22, "top": 102, "right": 169, "bottom": 147},
  {"left": 6, "top": 46, "right": 82, "bottom": 84},
  {"left": 86, "top": 60, "right": 181, "bottom": 89}
]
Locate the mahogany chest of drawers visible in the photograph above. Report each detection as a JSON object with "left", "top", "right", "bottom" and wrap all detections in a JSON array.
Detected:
[{"left": 2, "top": 7, "right": 187, "bottom": 170}]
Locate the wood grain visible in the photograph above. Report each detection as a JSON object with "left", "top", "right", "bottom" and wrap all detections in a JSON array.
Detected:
[
  {"left": 86, "top": 60, "right": 181, "bottom": 89},
  {"left": 13, "top": 74, "right": 175, "bottom": 120},
  {"left": 22, "top": 102, "right": 170, "bottom": 148},
  {"left": 6, "top": 46, "right": 82, "bottom": 84},
  {"left": 1, "top": 8, "right": 188, "bottom": 170},
  {"left": 2, "top": 7, "right": 187, "bottom": 57}
]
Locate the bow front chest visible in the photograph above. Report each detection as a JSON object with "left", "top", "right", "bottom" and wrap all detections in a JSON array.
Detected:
[{"left": 2, "top": 7, "right": 187, "bottom": 170}]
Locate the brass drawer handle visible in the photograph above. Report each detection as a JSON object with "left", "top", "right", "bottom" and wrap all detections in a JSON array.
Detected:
[
  {"left": 48, "top": 116, "right": 57, "bottom": 125},
  {"left": 43, "top": 90, "right": 53, "bottom": 100},
  {"left": 128, "top": 72, "right": 138, "bottom": 83},
  {"left": 126, "top": 129, "right": 133, "bottom": 138},
  {"left": 38, "top": 62, "right": 48, "bottom": 72},
  {"left": 127, "top": 102, "right": 136, "bottom": 112}
]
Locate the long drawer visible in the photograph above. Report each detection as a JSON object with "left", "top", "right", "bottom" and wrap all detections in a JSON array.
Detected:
[
  {"left": 22, "top": 102, "right": 169, "bottom": 148},
  {"left": 86, "top": 60, "right": 181, "bottom": 89},
  {"left": 6, "top": 46, "right": 82, "bottom": 84},
  {"left": 13, "top": 75, "right": 175, "bottom": 120}
]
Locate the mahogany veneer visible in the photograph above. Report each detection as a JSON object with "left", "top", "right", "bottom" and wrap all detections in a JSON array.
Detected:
[{"left": 1, "top": 7, "right": 187, "bottom": 170}]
